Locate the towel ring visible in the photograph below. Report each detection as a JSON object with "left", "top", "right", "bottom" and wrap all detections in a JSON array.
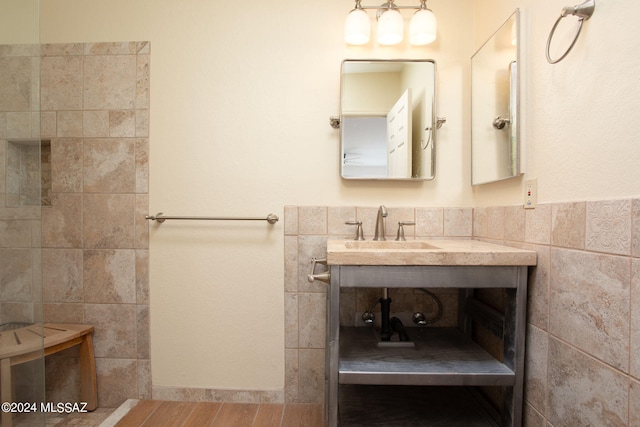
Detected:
[{"left": 546, "top": 0, "right": 595, "bottom": 64}]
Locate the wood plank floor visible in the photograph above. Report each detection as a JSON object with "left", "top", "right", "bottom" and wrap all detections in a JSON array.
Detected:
[{"left": 113, "top": 401, "right": 324, "bottom": 427}]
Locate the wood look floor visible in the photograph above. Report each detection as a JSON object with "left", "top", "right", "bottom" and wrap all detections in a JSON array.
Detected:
[{"left": 114, "top": 400, "right": 324, "bottom": 427}]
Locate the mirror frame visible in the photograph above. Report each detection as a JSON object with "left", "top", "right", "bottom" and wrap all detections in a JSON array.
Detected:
[
  {"left": 340, "top": 59, "right": 438, "bottom": 181},
  {"left": 471, "top": 10, "right": 521, "bottom": 186}
]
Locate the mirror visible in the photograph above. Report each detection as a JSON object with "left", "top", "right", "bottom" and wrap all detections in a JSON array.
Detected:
[
  {"left": 340, "top": 60, "right": 437, "bottom": 180},
  {"left": 471, "top": 10, "right": 520, "bottom": 185}
]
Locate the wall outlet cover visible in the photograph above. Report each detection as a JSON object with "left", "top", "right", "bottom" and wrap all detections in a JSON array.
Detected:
[{"left": 524, "top": 178, "right": 537, "bottom": 209}]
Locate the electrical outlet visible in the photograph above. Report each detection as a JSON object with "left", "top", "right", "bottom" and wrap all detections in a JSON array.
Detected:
[{"left": 524, "top": 178, "right": 537, "bottom": 209}]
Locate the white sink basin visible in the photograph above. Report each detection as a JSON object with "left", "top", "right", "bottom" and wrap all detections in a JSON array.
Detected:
[{"left": 327, "top": 239, "right": 537, "bottom": 266}]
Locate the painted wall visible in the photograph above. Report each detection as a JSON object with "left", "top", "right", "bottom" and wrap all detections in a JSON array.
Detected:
[{"left": 37, "top": 0, "right": 640, "bottom": 392}]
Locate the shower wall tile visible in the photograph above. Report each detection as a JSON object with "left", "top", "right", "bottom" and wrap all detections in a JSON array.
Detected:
[
  {"left": 83, "top": 110, "right": 109, "bottom": 137},
  {"left": 83, "top": 194, "right": 135, "bottom": 249},
  {"left": 40, "top": 55, "right": 83, "bottom": 111},
  {"left": 83, "top": 55, "right": 137, "bottom": 110},
  {"left": 109, "top": 110, "right": 136, "bottom": 137},
  {"left": 135, "top": 138, "right": 149, "bottom": 193},
  {"left": 631, "top": 380, "right": 640, "bottom": 426},
  {"left": 85, "top": 303, "right": 137, "bottom": 358},
  {"left": 0, "top": 248, "right": 33, "bottom": 301},
  {"left": 51, "top": 138, "right": 83, "bottom": 193},
  {"left": 95, "top": 358, "right": 138, "bottom": 408},
  {"left": 586, "top": 199, "right": 631, "bottom": 255},
  {"left": 0, "top": 219, "right": 32, "bottom": 247},
  {"left": 57, "top": 110, "right": 83, "bottom": 137},
  {"left": 42, "top": 193, "right": 83, "bottom": 248},
  {"left": 42, "top": 248, "right": 83, "bottom": 303},
  {"left": 3, "top": 42, "right": 151, "bottom": 406},
  {"left": 83, "top": 249, "right": 136, "bottom": 304},
  {"left": 549, "top": 248, "right": 629, "bottom": 371},
  {"left": 548, "top": 337, "right": 628, "bottom": 426},
  {"left": 0, "top": 56, "right": 33, "bottom": 111},
  {"left": 83, "top": 138, "right": 136, "bottom": 193}
]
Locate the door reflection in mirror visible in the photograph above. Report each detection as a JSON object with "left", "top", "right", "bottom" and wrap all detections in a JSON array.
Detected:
[{"left": 340, "top": 60, "right": 437, "bottom": 180}]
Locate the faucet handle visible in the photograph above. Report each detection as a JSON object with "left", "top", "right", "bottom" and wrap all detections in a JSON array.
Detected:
[
  {"left": 345, "top": 221, "right": 365, "bottom": 240},
  {"left": 395, "top": 221, "right": 415, "bottom": 241}
]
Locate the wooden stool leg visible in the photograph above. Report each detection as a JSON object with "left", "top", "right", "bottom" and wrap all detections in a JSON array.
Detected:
[
  {"left": 79, "top": 334, "right": 97, "bottom": 411},
  {"left": 1, "top": 358, "right": 13, "bottom": 427}
]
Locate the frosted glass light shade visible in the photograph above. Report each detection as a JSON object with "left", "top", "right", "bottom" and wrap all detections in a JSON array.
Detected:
[
  {"left": 409, "top": 8, "right": 436, "bottom": 45},
  {"left": 345, "top": 8, "right": 371, "bottom": 45},
  {"left": 377, "top": 9, "right": 403, "bottom": 45}
]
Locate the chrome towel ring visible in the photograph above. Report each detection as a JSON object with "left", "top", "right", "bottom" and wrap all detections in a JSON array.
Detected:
[{"left": 546, "top": 0, "right": 595, "bottom": 64}]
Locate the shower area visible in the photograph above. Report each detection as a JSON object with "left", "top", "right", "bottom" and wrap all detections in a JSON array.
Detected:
[{"left": 1, "top": 0, "right": 46, "bottom": 425}]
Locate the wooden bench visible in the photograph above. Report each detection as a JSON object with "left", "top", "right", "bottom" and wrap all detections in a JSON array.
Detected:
[{"left": 0, "top": 323, "right": 97, "bottom": 427}]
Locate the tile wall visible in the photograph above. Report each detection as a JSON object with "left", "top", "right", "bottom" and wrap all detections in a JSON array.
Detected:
[
  {"left": 0, "top": 42, "right": 151, "bottom": 408},
  {"left": 287, "top": 201, "right": 640, "bottom": 426}
]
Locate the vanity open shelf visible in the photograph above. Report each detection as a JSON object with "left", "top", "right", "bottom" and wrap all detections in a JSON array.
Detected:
[{"left": 322, "top": 239, "right": 536, "bottom": 427}]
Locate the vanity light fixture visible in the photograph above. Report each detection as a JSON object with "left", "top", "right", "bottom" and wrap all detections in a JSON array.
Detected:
[{"left": 344, "top": 0, "right": 437, "bottom": 46}]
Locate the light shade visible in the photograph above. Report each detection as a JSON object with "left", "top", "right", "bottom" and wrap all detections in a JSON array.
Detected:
[
  {"left": 409, "top": 8, "right": 436, "bottom": 45},
  {"left": 377, "top": 8, "right": 403, "bottom": 45},
  {"left": 345, "top": 8, "right": 371, "bottom": 45}
]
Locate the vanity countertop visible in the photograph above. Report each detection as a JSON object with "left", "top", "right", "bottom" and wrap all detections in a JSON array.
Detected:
[{"left": 326, "top": 238, "right": 537, "bottom": 266}]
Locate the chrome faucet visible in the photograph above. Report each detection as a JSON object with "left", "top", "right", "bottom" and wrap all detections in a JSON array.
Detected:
[{"left": 373, "top": 205, "right": 387, "bottom": 241}]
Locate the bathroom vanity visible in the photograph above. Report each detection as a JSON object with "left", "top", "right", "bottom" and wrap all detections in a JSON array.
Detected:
[{"left": 320, "top": 239, "right": 536, "bottom": 426}]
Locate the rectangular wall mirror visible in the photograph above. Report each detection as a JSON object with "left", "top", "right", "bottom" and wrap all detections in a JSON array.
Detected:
[
  {"left": 471, "top": 10, "right": 520, "bottom": 185},
  {"left": 340, "top": 59, "right": 437, "bottom": 180}
]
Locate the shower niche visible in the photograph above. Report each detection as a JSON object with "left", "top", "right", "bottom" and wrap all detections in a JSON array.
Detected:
[{"left": 5, "top": 140, "right": 51, "bottom": 207}]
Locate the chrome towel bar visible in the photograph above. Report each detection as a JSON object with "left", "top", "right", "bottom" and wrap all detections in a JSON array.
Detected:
[{"left": 145, "top": 212, "right": 279, "bottom": 224}]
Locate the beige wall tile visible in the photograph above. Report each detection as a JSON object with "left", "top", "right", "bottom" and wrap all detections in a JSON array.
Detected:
[
  {"left": 284, "top": 206, "right": 298, "bottom": 236},
  {"left": 137, "top": 304, "right": 150, "bottom": 359},
  {"left": 109, "top": 110, "right": 135, "bottom": 137},
  {"left": 631, "top": 259, "right": 640, "bottom": 378},
  {"left": 43, "top": 303, "right": 84, "bottom": 323},
  {"left": 42, "top": 193, "right": 83, "bottom": 248},
  {"left": 135, "top": 249, "right": 150, "bottom": 304},
  {"left": 95, "top": 358, "right": 138, "bottom": 408},
  {"left": 297, "top": 236, "right": 327, "bottom": 293},
  {"left": 444, "top": 207, "right": 473, "bottom": 237},
  {"left": 51, "top": 138, "right": 83, "bottom": 193},
  {"left": 0, "top": 248, "right": 33, "bottom": 301},
  {"left": 138, "top": 359, "right": 152, "bottom": 400},
  {"left": 40, "top": 111, "right": 56, "bottom": 138},
  {"left": 0, "top": 219, "right": 32, "bottom": 247},
  {"left": 84, "top": 55, "right": 136, "bottom": 110},
  {"left": 630, "top": 380, "right": 640, "bottom": 426},
  {"left": 524, "top": 325, "right": 548, "bottom": 417},
  {"left": 6, "top": 111, "right": 31, "bottom": 138},
  {"left": 549, "top": 248, "right": 629, "bottom": 371},
  {"left": 135, "top": 195, "right": 149, "bottom": 249},
  {"left": 136, "top": 54, "right": 150, "bottom": 109},
  {"left": 298, "top": 293, "right": 325, "bottom": 349},
  {"left": 486, "top": 206, "right": 505, "bottom": 240},
  {"left": 633, "top": 198, "right": 640, "bottom": 257},
  {"left": 298, "top": 349, "right": 324, "bottom": 403},
  {"left": 586, "top": 199, "right": 631, "bottom": 255},
  {"left": 41, "top": 43, "right": 84, "bottom": 57},
  {"left": 85, "top": 303, "right": 137, "bottom": 358},
  {"left": 285, "top": 349, "right": 299, "bottom": 403},
  {"left": 328, "top": 206, "right": 356, "bottom": 237},
  {"left": 385, "top": 207, "right": 415, "bottom": 240},
  {"left": 135, "top": 110, "right": 149, "bottom": 137},
  {"left": 285, "top": 293, "right": 299, "bottom": 349},
  {"left": 551, "top": 202, "right": 586, "bottom": 249},
  {"left": 473, "top": 207, "right": 488, "bottom": 238},
  {"left": 42, "top": 249, "right": 83, "bottom": 303},
  {"left": 298, "top": 206, "right": 327, "bottom": 235},
  {"left": 548, "top": 337, "right": 628, "bottom": 426},
  {"left": 85, "top": 42, "right": 138, "bottom": 55},
  {"left": 504, "top": 205, "right": 525, "bottom": 242},
  {"left": 83, "top": 194, "right": 135, "bottom": 249},
  {"left": 83, "top": 110, "right": 109, "bottom": 137},
  {"left": 83, "top": 249, "right": 136, "bottom": 304},
  {"left": 525, "top": 204, "right": 551, "bottom": 244},
  {"left": 135, "top": 138, "right": 149, "bottom": 193},
  {"left": 0, "top": 57, "right": 32, "bottom": 111},
  {"left": 416, "top": 207, "right": 443, "bottom": 237},
  {"left": 83, "top": 138, "right": 136, "bottom": 193},
  {"left": 40, "top": 55, "right": 83, "bottom": 111},
  {"left": 284, "top": 235, "right": 298, "bottom": 293},
  {"left": 0, "top": 113, "right": 6, "bottom": 138}
]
